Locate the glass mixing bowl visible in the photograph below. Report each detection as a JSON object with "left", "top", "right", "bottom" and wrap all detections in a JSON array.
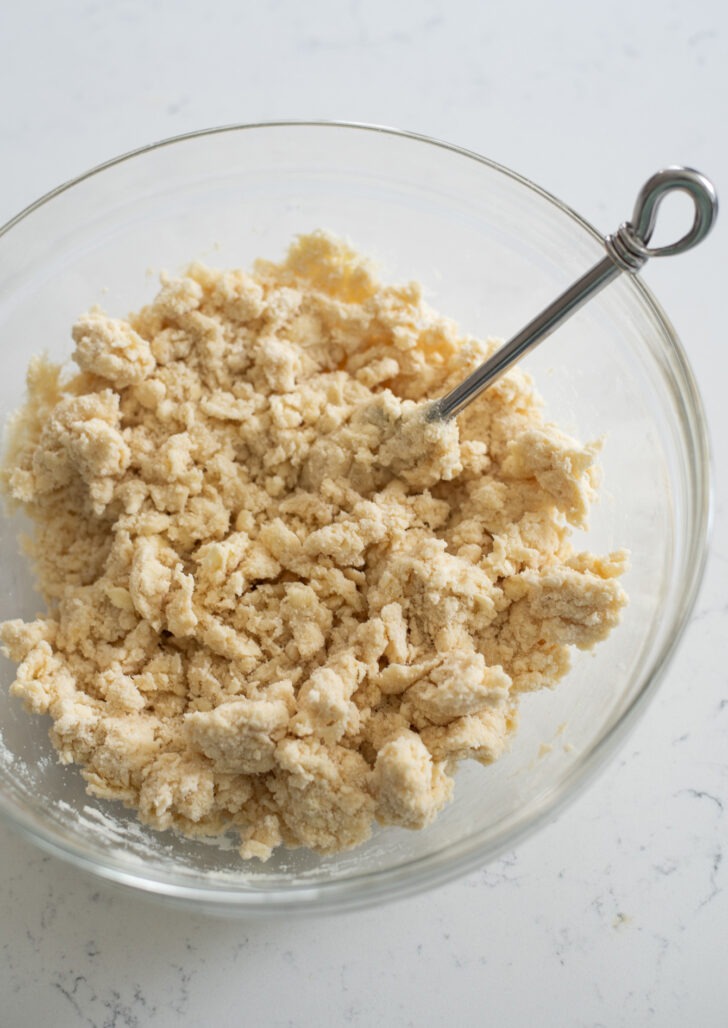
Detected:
[{"left": 0, "top": 123, "right": 710, "bottom": 914}]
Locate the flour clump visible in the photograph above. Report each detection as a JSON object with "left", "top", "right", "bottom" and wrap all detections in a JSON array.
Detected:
[{"left": 0, "top": 233, "right": 627, "bottom": 860}]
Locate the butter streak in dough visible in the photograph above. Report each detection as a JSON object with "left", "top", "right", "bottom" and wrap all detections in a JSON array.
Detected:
[{"left": 0, "top": 233, "right": 627, "bottom": 860}]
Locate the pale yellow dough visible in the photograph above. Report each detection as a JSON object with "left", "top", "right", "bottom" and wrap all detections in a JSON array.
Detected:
[{"left": 0, "top": 233, "right": 627, "bottom": 860}]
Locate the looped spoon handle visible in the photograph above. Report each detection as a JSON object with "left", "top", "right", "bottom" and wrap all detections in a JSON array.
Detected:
[{"left": 426, "top": 166, "right": 718, "bottom": 423}]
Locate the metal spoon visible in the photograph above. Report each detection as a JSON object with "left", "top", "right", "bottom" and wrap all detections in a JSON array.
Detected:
[{"left": 426, "top": 166, "right": 718, "bottom": 423}]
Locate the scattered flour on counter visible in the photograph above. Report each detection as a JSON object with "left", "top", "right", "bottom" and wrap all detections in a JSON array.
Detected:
[{"left": 0, "top": 232, "right": 627, "bottom": 860}]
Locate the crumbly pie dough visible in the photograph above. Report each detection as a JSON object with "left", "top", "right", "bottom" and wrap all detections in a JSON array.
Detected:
[{"left": 0, "top": 233, "right": 627, "bottom": 860}]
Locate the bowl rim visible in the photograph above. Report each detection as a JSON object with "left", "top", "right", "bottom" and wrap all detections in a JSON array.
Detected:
[{"left": 0, "top": 120, "right": 713, "bottom": 913}]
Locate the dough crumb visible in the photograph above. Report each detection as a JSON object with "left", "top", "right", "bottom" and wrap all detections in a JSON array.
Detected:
[{"left": 0, "top": 231, "right": 627, "bottom": 860}]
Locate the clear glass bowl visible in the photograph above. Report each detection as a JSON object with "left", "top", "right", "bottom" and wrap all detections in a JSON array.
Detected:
[{"left": 0, "top": 123, "right": 710, "bottom": 914}]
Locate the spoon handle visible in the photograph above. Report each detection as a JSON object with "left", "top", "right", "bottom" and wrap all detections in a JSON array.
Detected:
[{"left": 427, "top": 167, "right": 718, "bottom": 423}]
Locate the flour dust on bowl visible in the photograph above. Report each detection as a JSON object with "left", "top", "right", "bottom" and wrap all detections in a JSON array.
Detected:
[{"left": 0, "top": 123, "right": 710, "bottom": 914}]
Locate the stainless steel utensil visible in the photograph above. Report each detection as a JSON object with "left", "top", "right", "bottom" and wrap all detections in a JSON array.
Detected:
[{"left": 426, "top": 167, "right": 718, "bottom": 422}]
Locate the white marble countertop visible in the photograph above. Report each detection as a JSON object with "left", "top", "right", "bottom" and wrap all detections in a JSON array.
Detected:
[{"left": 1, "top": 1, "right": 726, "bottom": 1025}]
